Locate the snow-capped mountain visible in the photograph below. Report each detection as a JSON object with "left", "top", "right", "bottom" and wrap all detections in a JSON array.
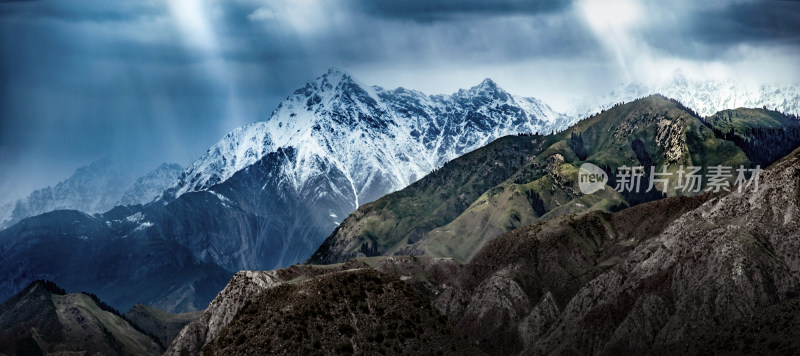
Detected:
[
  {"left": 163, "top": 69, "right": 570, "bottom": 208},
  {"left": 569, "top": 70, "right": 800, "bottom": 120},
  {"left": 0, "top": 69, "right": 576, "bottom": 312},
  {"left": 5, "top": 157, "right": 131, "bottom": 227},
  {"left": 1, "top": 160, "right": 182, "bottom": 229},
  {"left": 117, "top": 163, "right": 184, "bottom": 206},
  {"left": 127, "top": 68, "right": 574, "bottom": 271}
]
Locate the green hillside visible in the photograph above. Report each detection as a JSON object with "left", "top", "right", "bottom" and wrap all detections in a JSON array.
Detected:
[{"left": 309, "top": 95, "right": 798, "bottom": 264}]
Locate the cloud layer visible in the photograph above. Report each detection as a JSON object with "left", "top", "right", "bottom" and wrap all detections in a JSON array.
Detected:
[{"left": 0, "top": 0, "right": 798, "bottom": 200}]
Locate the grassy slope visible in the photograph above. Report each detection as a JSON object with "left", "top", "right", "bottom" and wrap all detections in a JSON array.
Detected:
[
  {"left": 333, "top": 95, "right": 753, "bottom": 263},
  {"left": 705, "top": 107, "right": 800, "bottom": 133},
  {"left": 705, "top": 107, "right": 800, "bottom": 166},
  {"left": 0, "top": 281, "right": 162, "bottom": 355},
  {"left": 307, "top": 134, "right": 552, "bottom": 264}
]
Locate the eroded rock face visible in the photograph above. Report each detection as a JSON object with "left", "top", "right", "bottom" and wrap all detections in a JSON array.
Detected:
[
  {"left": 655, "top": 118, "right": 687, "bottom": 163},
  {"left": 517, "top": 292, "right": 559, "bottom": 352},
  {"left": 165, "top": 271, "right": 279, "bottom": 355},
  {"left": 545, "top": 153, "right": 564, "bottom": 172},
  {"left": 531, "top": 153, "right": 800, "bottom": 354},
  {"left": 201, "top": 269, "right": 484, "bottom": 356},
  {"left": 167, "top": 256, "right": 463, "bottom": 355},
  {"left": 434, "top": 148, "right": 800, "bottom": 355}
]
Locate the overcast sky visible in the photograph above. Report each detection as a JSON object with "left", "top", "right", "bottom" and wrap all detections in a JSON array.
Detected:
[{"left": 1, "top": 0, "right": 799, "bottom": 201}]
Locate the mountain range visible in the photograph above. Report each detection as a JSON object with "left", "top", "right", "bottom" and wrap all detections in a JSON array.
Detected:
[
  {"left": 1, "top": 70, "right": 799, "bottom": 354},
  {"left": 0, "top": 69, "right": 579, "bottom": 313},
  {"left": 163, "top": 131, "right": 800, "bottom": 356},
  {"left": 0, "top": 70, "right": 798, "bottom": 311},
  {"left": 0, "top": 160, "right": 183, "bottom": 230},
  {"left": 569, "top": 70, "right": 800, "bottom": 120},
  {"left": 309, "top": 95, "right": 800, "bottom": 265}
]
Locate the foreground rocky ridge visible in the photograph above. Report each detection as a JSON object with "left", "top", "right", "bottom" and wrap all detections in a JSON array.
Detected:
[
  {"left": 166, "top": 270, "right": 282, "bottom": 355},
  {"left": 202, "top": 269, "right": 483, "bottom": 355},
  {"left": 176, "top": 146, "right": 800, "bottom": 355},
  {"left": 166, "top": 257, "right": 463, "bottom": 354}
]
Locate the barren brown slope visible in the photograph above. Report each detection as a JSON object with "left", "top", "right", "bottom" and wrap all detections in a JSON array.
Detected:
[
  {"left": 432, "top": 194, "right": 712, "bottom": 355},
  {"left": 202, "top": 269, "right": 483, "bottom": 356},
  {"left": 431, "top": 146, "right": 800, "bottom": 355}
]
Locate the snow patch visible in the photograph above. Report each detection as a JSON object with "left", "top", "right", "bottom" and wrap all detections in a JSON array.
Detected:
[
  {"left": 134, "top": 221, "right": 153, "bottom": 232},
  {"left": 125, "top": 212, "right": 145, "bottom": 224}
]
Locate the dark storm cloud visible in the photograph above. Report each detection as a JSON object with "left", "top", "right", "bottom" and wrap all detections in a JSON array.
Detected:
[
  {"left": 692, "top": 1, "right": 800, "bottom": 50},
  {"left": 0, "top": 0, "right": 162, "bottom": 22},
  {"left": 1, "top": 0, "right": 799, "bottom": 201},
  {"left": 217, "top": 0, "right": 597, "bottom": 68},
  {"left": 640, "top": 1, "right": 800, "bottom": 59},
  {"left": 355, "top": 0, "right": 573, "bottom": 22}
]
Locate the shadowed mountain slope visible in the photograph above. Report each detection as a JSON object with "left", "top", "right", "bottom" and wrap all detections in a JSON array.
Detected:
[
  {"left": 0, "top": 280, "right": 162, "bottom": 356},
  {"left": 125, "top": 303, "right": 202, "bottom": 349}
]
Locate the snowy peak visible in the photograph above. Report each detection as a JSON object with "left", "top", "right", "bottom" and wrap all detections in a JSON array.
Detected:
[
  {"left": 318, "top": 67, "right": 360, "bottom": 93},
  {"left": 164, "top": 70, "right": 575, "bottom": 205},
  {"left": 285, "top": 68, "right": 380, "bottom": 111},
  {"left": 268, "top": 68, "right": 389, "bottom": 146},
  {"left": 456, "top": 77, "right": 511, "bottom": 103},
  {"left": 569, "top": 72, "right": 800, "bottom": 120},
  {"left": 471, "top": 78, "right": 496, "bottom": 93},
  {"left": 2, "top": 159, "right": 184, "bottom": 229},
  {"left": 162, "top": 122, "right": 273, "bottom": 200},
  {"left": 117, "top": 163, "right": 183, "bottom": 206}
]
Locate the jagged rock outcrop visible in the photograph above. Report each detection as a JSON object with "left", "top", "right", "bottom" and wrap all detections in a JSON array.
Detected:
[
  {"left": 530, "top": 146, "right": 800, "bottom": 355},
  {"left": 201, "top": 269, "right": 483, "bottom": 356},
  {"left": 166, "top": 271, "right": 280, "bottom": 355}
]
